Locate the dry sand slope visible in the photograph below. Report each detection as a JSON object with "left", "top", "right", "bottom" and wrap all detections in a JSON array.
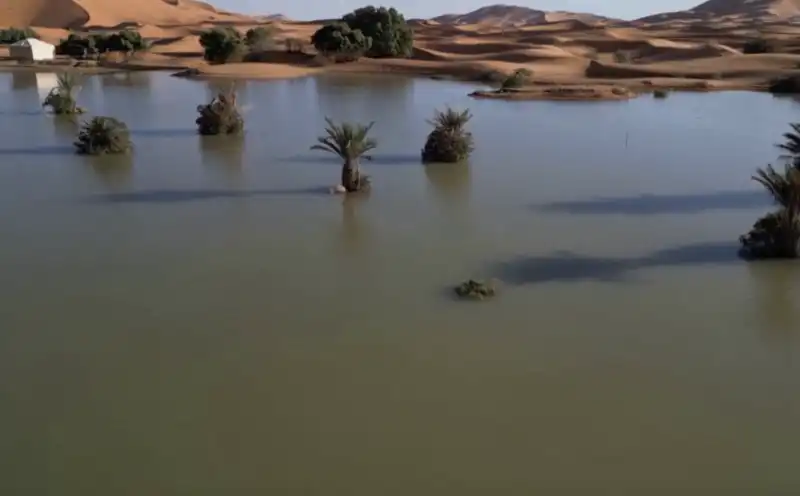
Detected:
[{"left": 3, "top": 1, "right": 800, "bottom": 99}]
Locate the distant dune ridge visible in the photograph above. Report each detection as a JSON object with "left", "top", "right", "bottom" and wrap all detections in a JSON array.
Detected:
[
  {"left": 636, "top": 0, "right": 800, "bottom": 22},
  {"left": 431, "top": 4, "right": 616, "bottom": 27}
]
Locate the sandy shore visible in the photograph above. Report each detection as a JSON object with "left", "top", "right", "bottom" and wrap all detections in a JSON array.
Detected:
[{"left": 5, "top": 1, "right": 800, "bottom": 100}]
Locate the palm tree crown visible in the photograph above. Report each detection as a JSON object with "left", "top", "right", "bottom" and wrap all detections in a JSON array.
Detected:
[{"left": 310, "top": 117, "right": 377, "bottom": 161}]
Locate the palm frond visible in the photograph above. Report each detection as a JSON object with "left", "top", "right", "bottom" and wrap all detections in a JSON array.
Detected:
[
  {"left": 310, "top": 117, "right": 377, "bottom": 160},
  {"left": 426, "top": 107, "right": 472, "bottom": 131}
]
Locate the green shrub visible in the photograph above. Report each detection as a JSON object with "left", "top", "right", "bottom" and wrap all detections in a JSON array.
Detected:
[
  {"left": 42, "top": 72, "right": 85, "bottom": 115},
  {"left": 341, "top": 6, "right": 413, "bottom": 58},
  {"left": 244, "top": 26, "right": 274, "bottom": 51},
  {"left": 199, "top": 27, "right": 246, "bottom": 63},
  {"left": 196, "top": 88, "right": 244, "bottom": 135},
  {"left": 653, "top": 89, "right": 669, "bottom": 98},
  {"left": 421, "top": 107, "right": 474, "bottom": 163},
  {"left": 311, "top": 22, "right": 372, "bottom": 61},
  {"left": 56, "top": 30, "right": 147, "bottom": 57},
  {"left": 74, "top": 117, "right": 132, "bottom": 155},
  {"left": 768, "top": 75, "right": 800, "bottom": 94},
  {"left": 500, "top": 68, "right": 532, "bottom": 90},
  {"left": 0, "top": 27, "right": 38, "bottom": 44}
]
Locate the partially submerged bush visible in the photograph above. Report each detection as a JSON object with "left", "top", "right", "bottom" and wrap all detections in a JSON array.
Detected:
[
  {"left": 74, "top": 116, "right": 132, "bottom": 155},
  {"left": 768, "top": 75, "right": 800, "bottom": 94},
  {"left": 454, "top": 279, "right": 497, "bottom": 300},
  {"left": 311, "top": 22, "right": 372, "bottom": 62},
  {"left": 311, "top": 117, "right": 377, "bottom": 193},
  {"left": 42, "top": 72, "right": 85, "bottom": 115},
  {"left": 196, "top": 88, "right": 244, "bottom": 135},
  {"left": 0, "top": 27, "right": 38, "bottom": 44},
  {"left": 500, "top": 68, "right": 532, "bottom": 91},
  {"left": 199, "top": 27, "right": 246, "bottom": 63},
  {"left": 421, "top": 107, "right": 474, "bottom": 163},
  {"left": 653, "top": 89, "right": 669, "bottom": 98}
]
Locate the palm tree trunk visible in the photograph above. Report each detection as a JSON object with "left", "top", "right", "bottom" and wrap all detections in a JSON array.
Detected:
[{"left": 341, "top": 158, "right": 360, "bottom": 192}]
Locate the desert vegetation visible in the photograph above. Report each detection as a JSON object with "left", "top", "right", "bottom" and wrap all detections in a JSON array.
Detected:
[
  {"left": 56, "top": 30, "right": 148, "bottom": 58},
  {"left": 500, "top": 68, "right": 533, "bottom": 91},
  {"left": 740, "top": 124, "right": 800, "bottom": 259},
  {"left": 311, "top": 118, "right": 377, "bottom": 193},
  {"left": 42, "top": 72, "right": 84, "bottom": 115},
  {"left": 421, "top": 107, "right": 474, "bottom": 163},
  {"left": 198, "top": 25, "right": 275, "bottom": 63},
  {"left": 0, "top": 27, "right": 38, "bottom": 44},
  {"left": 196, "top": 88, "right": 244, "bottom": 135},
  {"left": 454, "top": 279, "right": 497, "bottom": 300},
  {"left": 311, "top": 5, "right": 413, "bottom": 61},
  {"left": 74, "top": 117, "right": 132, "bottom": 155}
]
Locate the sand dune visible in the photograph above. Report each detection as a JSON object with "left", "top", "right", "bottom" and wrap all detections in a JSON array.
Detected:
[{"left": 3, "top": 1, "right": 800, "bottom": 100}]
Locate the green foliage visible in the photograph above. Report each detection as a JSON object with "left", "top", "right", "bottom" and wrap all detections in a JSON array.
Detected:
[
  {"left": 500, "top": 68, "right": 532, "bottom": 90},
  {"left": 0, "top": 27, "right": 38, "bottom": 44},
  {"left": 653, "top": 89, "right": 669, "bottom": 98},
  {"left": 56, "top": 30, "right": 147, "bottom": 57},
  {"left": 196, "top": 88, "right": 244, "bottom": 135},
  {"left": 199, "top": 27, "right": 246, "bottom": 63},
  {"left": 244, "top": 26, "right": 274, "bottom": 51},
  {"left": 42, "top": 72, "right": 85, "bottom": 115},
  {"left": 768, "top": 75, "right": 800, "bottom": 94},
  {"left": 421, "top": 107, "right": 474, "bottom": 163},
  {"left": 740, "top": 126, "right": 800, "bottom": 259},
  {"left": 74, "top": 116, "right": 132, "bottom": 155},
  {"left": 454, "top": 279, "right": 496, "bottom": 300},
  {"left": 311, "top": 117, "right": 377, "bottom": 192},
  {"left": 311, "top": 22, "right": 372, "bottom": 61},
  {"left": 341, "top": 6, "right": 413, "bottom": 58}
]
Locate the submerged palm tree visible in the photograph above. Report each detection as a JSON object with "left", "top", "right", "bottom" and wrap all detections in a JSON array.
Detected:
[
  {"left": 777, "top": 122, "right": 800, "bottom": 167},
  {"left": 196, "top": 87, "right": 244, "bottom": 135},
  {"left": 421, "top": 107, "right": 474, "bottom": 163},
  {"left": 740, "top": 162, "right": 800, "bottom": 259},
  {"left": 42, "top": 71, "right": 84, "bottom": 115},
  {"left": 310, "top": 117, "right": 377, "bottom": 192},
  {"left": 74, "top": 116, "right": 132, "bottom": 155}
]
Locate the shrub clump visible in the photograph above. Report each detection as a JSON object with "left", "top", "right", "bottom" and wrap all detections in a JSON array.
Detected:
[
  {"left": 196, "top": 88, "right": 244, "bottom": 135},
  {"left": 421, "top": 107, "right": 474, "bottom": 163},
  {"left": 500, "top": 68, "right": 532, "bottom": 91},
  {"left": 199, "top": 25, "right": 275, "bottom": 63},
  {"left": 454, "top": 279, "right": 497, "bottom": 300},
  {"left": 42, "top": 72, "right": 85, "bottom": 115},
  {"left": 311, "top": 5, "right": 413, "bottom": 60},
  {"left": 653, "top": 89, "right": 669, "bottom": 98},
  {"left": 56, "top": 30, "right": 147, "bottom": 58},
  {"left": 74, "top": 117, "right": 132, "bottom": 155},
  {"left": 768, "top": 75, "right": 800, "bottom": 94},
  {"left": 0, "top": 27, "right": 38, "bottom": 44},
  {"left": 311, "top": 22, "right": 372, "bottom": 62}
]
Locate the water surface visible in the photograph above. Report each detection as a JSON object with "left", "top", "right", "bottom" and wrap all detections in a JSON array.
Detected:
[{"left": 1, "top": 71, "right": 799, "bottom": 495}]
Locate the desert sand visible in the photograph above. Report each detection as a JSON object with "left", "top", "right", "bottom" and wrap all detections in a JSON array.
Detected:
[{"left": 2, "top": 0, "right": 800, "bottom": 100}]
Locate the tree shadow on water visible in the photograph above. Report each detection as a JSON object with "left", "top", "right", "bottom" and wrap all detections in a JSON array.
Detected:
[
  {"left": 748, "top": 262, "right": 800, "bottom": 344},
  {"left": 84, "top": 187, "right": 330, "bottom": 204},
  {"left": 534, "top": 190, "right": 768, "bottom": 215},
  {"left": 493, "top": 241, "right": 739, "bottom": 285}
]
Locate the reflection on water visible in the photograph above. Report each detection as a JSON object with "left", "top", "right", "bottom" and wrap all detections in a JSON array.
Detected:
[
  {"left": 86, "top": 155, "right": 133, "bottom": 190},
  {"left": 200, "top": 134, "right": 245, "bottom": 181},
  {"left": 50, "top": 115, "right": 80, "bottom": 141},
  {"left": 314, "top": 74, "right": 413, "bottom": 119},
  {"left": 10, "top": 70, "right": 36, "bottom": 90},
  {"left": 99, "top": 72, "right": 151, "bottom": 89},
  {"left": 424, "top": 161, "right": 471, "bottom": 208},
  {"left": 749, "top": 262, "right": 800, "bottom": 344},
  {"left": 339, "top": 193, "right": 369, "bottom": 255}
]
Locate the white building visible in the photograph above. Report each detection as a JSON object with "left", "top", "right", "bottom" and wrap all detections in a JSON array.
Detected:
[{"left": 9, "top": 38, "right": 56, "bottom": 62}]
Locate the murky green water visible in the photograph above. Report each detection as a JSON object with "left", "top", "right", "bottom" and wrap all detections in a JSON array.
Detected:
[{"left": 1, "top": 71, "right": 799, "bottom": 494}]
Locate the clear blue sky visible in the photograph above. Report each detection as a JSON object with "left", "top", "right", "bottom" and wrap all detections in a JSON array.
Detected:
[{"left": 219, "top": 1, "right": 702, "bottom": 20}]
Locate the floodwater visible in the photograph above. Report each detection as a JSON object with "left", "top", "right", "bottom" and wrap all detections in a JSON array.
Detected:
[{"left": 0, "top": 71, "right": 799, "bottom": 495}]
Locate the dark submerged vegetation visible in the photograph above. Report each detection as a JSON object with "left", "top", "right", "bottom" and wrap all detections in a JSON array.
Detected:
[
  {"left": 740, "top": 124, "right": 800, "bottom": 259},
  {"left": 196, "top": 87, "right": 244, "bottom": 135},
  {"left": 310, "top": 5, "right": 413, "bottom": 61},
  {"left": 74, "top": 117, "right": 132, "bottom": 155},
  {"left": 311, "top": 118, "right": 377, "bottom": 193},
  {"left": 454, "top": 279, "right": 497, "bottom": 300},
  {"left": 42, "top": 72, "right": 85, "bottom": 115},
  {"left": 421, "top": 107, "right": 474, "bottom": 163}
]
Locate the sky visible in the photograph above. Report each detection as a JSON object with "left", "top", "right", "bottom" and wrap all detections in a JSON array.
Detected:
[{"left": 218, "top": 0, "right": 704, "bottom": 21}]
